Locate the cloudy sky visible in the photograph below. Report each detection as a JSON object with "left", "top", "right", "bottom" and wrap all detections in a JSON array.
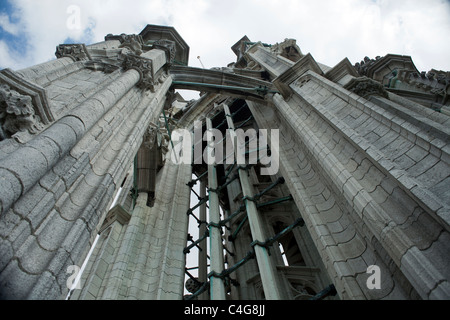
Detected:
[{"left": 1, "top": 0, "right": 450, "bottom": 76}]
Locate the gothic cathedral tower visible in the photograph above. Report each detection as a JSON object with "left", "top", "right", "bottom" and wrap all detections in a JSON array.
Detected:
[{"left": 0, "top": 25, "right": 449, "bottom": 300}]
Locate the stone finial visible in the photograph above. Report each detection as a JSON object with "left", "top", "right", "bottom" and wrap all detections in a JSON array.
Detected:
[
  {"left": 0, "top": 84, "right": 44, "bottom": 140},
  {"left": 55, "top": 44, "right": 91, "bottom": 61}
]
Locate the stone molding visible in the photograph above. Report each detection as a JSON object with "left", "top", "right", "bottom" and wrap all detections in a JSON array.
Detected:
[
  {"left": 83, "top": 60, "right": 120, "bottom": 74},
  {"left": 170, "top": 65, "right": 274, "bottom": 101}
]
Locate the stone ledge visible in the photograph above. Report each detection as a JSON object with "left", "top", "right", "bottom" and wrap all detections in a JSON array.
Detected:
[{"left": 99, "top": 206, "right": 131, "bottom": 234}]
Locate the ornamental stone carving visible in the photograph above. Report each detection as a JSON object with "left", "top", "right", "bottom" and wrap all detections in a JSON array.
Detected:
[
  {"left": 141, "top": 120, "right": 170, "bottom": 166},
  {"left": 143, "top": 122, "right": 158, "bottom": 150},
  {"left": 118, "top": 34, "right": 144, "bottom": 55},
  {"left": 55, "top": 44, "right": 91, "bottom": 61},
  {"left": 354, "top": 55, "right": 382, "bottom": 76},
  {"left": 122, "top": 54, "right": 154, "bottom": 90},
  {"left": 0, "top": 84, "right": 44, "bottom": 140},
  {"left": 271, "top": 38, "right": 303, "bottom": 62},
  {"left": 344, "top": 76, "right": 389, "bottom": 99},
  {"left": 106, "top": 33, "right": 144, "bottom": 55}
]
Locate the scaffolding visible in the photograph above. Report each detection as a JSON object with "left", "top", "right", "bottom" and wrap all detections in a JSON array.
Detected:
[{"left": 181, "top": 100, "right": 336, "bottom": 301}]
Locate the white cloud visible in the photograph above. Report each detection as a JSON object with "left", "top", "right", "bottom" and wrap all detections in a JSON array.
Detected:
[
  {"left": 0, "top": 40, "right": 21, "bottom": 68},
  {"left": 0, "top": 12, "right": 20, "bottom": 35},
  {"left": 1, "top": 0, "right": 449, "bottom": 74}
]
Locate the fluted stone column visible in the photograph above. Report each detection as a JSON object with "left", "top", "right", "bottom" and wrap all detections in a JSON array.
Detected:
[{"left": 0, "top": 68, "right": 141, "bottom": 217}]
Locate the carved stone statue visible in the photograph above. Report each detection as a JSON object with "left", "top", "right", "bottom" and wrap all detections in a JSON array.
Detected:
[
  {"left": 0, "top": 84, "right": 43, "bottom": 140},
  {"left": 118, "top": 34, "right": 144, "bottom": 56}
]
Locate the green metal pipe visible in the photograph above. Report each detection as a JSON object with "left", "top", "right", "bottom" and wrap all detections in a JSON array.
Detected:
[
  {"left": 172, "top": 81, "right": 278, "bottom": 95},
  {"left": 235, "top": 115, "right": 254, "bottom": 130},
  {"left": 230, "top": 215, "right": 248, "bottom": 241},
  {"left": 310, "top": 284, "right": 337, "bottom": 300},
  {"left": 220, "top": 204, "right": 246, "bottom": 226},
  {"left": 184, "top": 230, "right": 209, "bottom": 254},
  {"left": 257, "top": 195, "right": 293, "bottom": 209}
]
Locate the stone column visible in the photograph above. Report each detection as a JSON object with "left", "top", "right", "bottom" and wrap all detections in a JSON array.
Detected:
[{"left": 0, "top": 68, "right": 141, "bottom": 217}]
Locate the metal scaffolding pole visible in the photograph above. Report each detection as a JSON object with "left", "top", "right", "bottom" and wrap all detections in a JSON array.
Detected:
[
  {"left": 205, "top": 117, "right": 227, "bottom": 300},
  {"left": 223, "top": 104, "right": 282, "bottom": 300},
  {"left": 198, "top": 178, "right": 209, "bottom": 300}
]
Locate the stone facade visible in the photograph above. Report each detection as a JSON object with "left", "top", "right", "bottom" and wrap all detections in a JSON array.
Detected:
[{"left": 0, "top": 25, "right": 448, "bottom": 300}]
